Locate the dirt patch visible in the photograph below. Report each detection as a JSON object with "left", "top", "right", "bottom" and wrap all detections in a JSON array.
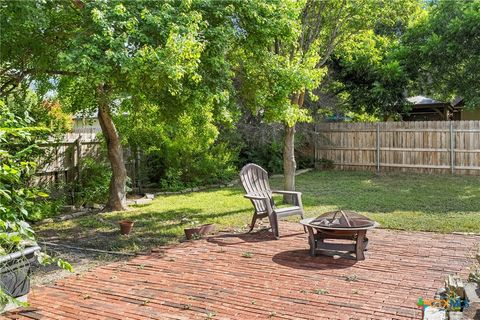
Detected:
[{"left": 31, "top": 245, "right": 129, "bottom": 286}]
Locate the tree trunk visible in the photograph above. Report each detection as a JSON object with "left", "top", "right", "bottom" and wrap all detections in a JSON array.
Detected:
[
  {"left": 282, "top": 91, "right": 305, "bottom": 203},
  {"left": 97, "top": 87, "right": 128, "bottom": 211},
  {"left": 283, "top": 124, "right": 296, "bottom": 204}
]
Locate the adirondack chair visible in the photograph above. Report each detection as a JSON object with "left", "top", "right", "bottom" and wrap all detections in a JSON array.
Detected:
[{"left": 239, "top": 163, "right": 305, "bottom": 239}]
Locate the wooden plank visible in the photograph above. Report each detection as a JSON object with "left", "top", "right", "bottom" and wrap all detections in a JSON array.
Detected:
[
  {"left": 453, "top": 166, "right": 480, "bottom": 170},
  {"left": 331, "top": 162, "right": 480, "bottom": 170},
  {"left": 454, "top": 129, "right": 480, "bottom": 132},
  {"left": 380, "top": 163, "right": 451, "bottom": 169},
  {"left": 450, "top": 121, "right": 455, "bottom": 174},
  {"left": 319, "top": 129, "right": 451, "bottom": 132},
  {"left": 318, "top": 147, "right": 455, "bottom": 152},
  {"left": 332, "top": 162, "right": 377, "bottom": 167},
  {"left": 76, "top": 137, "right": 82, "bottom": 181},
  {"left": 376, "top": 123, "right": 380, "bottom": 174},
  {"left": 35, "top": 132, "right": 102, "bottom": 184}
]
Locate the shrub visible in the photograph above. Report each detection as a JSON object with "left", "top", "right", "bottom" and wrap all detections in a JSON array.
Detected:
[
  {"left": 239, "top": 141, "right": 284, "bottom": 174},
  {"left": 154, "top": 142, "right": 237, "bottom": 190},
  {"left": 0, "top": 100, "right": 49, "bottom": 241},
  {"left": 297, "top": 155, "right": 315, "bottom": 169},
  {"left": 117, "top": 108, "right": 238, "bottom": 191},
  {"left": 75, "top": 156, "right": 111, "bottom": 206},
  {"left": 236, "top": 119, "right": 317, "bottom": 174},
  {"left": 317, "top": 158, "right": 335, "bottom": 170},
  {"left": 0, "top": 100, "right": 72, "bottom": 307},
  {"left": 238, "top": 138, "right": 316, "bottom": 174},
  {"left": 28, "top": 196, "right": 65, "bottom": 222}
]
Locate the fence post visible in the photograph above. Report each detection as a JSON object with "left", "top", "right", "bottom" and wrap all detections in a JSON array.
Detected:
[
  {"left": 136, "top": 149, "right": 142, "bottom": 194},
  {"left": 76, "top": 136, "right": 82, "bottom": 181},
  {"left": 314, "top": 121, "right": 318, "bottom": 169},
  {"left": 376, "top": 123, "right": 380, "bottom": 174},
  {"left": 450, "top": 122, "right": 455, "bottom": 174}
]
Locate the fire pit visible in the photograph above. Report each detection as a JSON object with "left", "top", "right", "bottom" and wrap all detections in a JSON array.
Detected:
[{"left": 300, "top": 210, "right": 379, "bottom": 260}]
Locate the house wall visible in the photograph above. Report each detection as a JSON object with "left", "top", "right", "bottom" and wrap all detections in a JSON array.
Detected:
[{"left": 72, "top": 118, "right": 102, "bottom": 133}]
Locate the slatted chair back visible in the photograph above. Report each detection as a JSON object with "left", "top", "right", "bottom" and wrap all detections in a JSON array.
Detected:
[{"left": 239, "top": 164, "right": 274, "bottom": 213}]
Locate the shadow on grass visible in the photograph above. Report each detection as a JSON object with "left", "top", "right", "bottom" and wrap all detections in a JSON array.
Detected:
[
  {"left": 37, "top": 208, "right": 248, "bottom": 255},
  {"left": 35, "top": 170, "right": 480, "bottom": 261},
  {"left": 289, "top": 170, "right": 480, "bottom": 215}
]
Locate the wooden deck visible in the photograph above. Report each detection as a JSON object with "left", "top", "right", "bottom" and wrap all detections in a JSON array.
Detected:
[{"left": 4, "top": 222, "right": 479, "bottom": 319}]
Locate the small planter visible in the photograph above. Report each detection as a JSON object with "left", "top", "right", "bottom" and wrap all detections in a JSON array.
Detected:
[
  {"left": 184, "top": 224, "right": 215, "bottom": 240},
  {"left": 422, "top": 278, "right": 480, "bottom": 319},
  {"left": 0, "top": 246, "right": 41, "bottom": 313},
  {"left": 119, "top": 220, "right": 134, "bottom": 235},
  {"left": 464, "top": 282, "right": 480, "bottom": 319}
]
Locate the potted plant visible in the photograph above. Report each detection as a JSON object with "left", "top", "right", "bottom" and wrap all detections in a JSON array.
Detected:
[
  {"left": 119, "top": 220, "right": 134, "bottom": 235},
  {"left": 182, "top": 218, "right": 215, "bottom": 240},
  {"left": 464, "top": 252, "right": 480, "bottom": 318},
  {"left": 0, "top": 242, "right": 41, "bottom": 312}
]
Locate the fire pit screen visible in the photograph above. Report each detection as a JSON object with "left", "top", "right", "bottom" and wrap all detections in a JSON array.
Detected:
[
  {"left": 309, "top": 210, "right": 376, "bottom": 229},
  {"left": 300, "top": 210, "right": 378, "bottom": 260}
]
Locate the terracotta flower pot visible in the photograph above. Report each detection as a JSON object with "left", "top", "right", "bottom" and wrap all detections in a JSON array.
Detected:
[
  {"left": 184, "top": 226, "right": 200, "bottom": 240},
  {"left": 119, "top": 220, "right": 134, "bottom": 235},
  {"left": 184, "top": 223, "right": 215, "bottom": 240},
  {"left": 198, "top": 223, "right": 215, "bottom": 234}
]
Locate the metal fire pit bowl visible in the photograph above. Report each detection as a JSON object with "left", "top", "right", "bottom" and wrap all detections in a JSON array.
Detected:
[{"left": 300, "top": 210, "right": 379, "bottom": 260}]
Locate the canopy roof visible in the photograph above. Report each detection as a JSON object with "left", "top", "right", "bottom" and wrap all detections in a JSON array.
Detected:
[{"left": 406, "top": 95, "right": 446, "bottom": 105}]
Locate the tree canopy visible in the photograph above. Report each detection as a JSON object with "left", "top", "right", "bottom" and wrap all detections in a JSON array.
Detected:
[
  {"left": 236, "top": 0, "right": 424, "bottom": 195},
  {"left": 402, "top": 0, "right": 480, "bottom": 108}
]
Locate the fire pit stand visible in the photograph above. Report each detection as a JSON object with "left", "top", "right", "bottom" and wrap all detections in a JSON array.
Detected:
[{"left": 300, "top": 210, "right": 379, "bottom": 261}]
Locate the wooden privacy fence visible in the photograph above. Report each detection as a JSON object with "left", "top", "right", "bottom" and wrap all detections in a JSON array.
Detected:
[
  {"left": 315, "top": 121, "right": 480, "bottom": 175},
  {"left": 35, "top": 133, "right": 141, "bottom": 190},
  {"left": 35, "top": 133, "right": 101, "bottom": 186}
]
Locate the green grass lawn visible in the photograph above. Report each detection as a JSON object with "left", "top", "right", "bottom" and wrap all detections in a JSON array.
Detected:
[{"left": 36, "top": 170, "right": 480, "bottom": 253}]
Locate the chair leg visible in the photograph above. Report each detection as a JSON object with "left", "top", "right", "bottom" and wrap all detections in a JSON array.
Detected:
[
  {"left": 268, "top": 214, "right": 280, "bottom": 239},
  {"left": 300, "top": 212, "right": 307, "bottom": 233},
  {"left": 247, "top": 214, "right": 257, "bottom": 233}
]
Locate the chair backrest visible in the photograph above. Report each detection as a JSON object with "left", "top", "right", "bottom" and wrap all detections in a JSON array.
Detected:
[{"left": 239, "top": 163, "right": 273, "bottom": 213}]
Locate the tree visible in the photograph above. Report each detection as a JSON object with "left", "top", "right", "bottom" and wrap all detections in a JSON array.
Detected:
[
  {"left": 238, "top": 0, "right": 421, "bottom": 201},
  {"left": 402, "top": 0, "right": 480, "bottom": 108},
  {"left": 2, "top": 0, "right": 311, "bottom": 209},
  {"left": 112, "top": 2, "right": 246, "bottom": 189},
  {"left": 323, "top": 3, "right": 424, "bottom": 121},
  {"left": 1, "top": 1, "right": 213, "bottom": 210}
]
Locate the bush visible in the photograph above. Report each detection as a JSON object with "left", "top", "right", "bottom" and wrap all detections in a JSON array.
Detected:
[
  {"left": 316, "top": 158, "right": 334, "bottom": 170},
  {"left": 239, "top": 141, "right": 284, "bottom": 174},
  {"left": 75, "top": 156, "right": 111, "bottom": 206},
  {"left": 28, "top": 196, "right": 65, "bottom": 222},
  {"left": 144, "top": 142, "right": 237, "bottom": 191},
  {"left": 0, "top": 100, "right": 49, "bottom": 246},
  {"left": 0, "top": 99, "right": 72, "bottom": 306},
  {"left": 297, "top": 155, "right": 316, "bottom": 169},
  {"left": 117, "top": 108, "right": 238, "bottom": 191}
]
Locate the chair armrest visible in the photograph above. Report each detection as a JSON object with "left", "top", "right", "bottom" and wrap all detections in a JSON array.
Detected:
[
  {"left": 244, "top": 194, "right": 268, "bottom": 201},
  {"left": 244, "top": 194, "right": 274, "bottom": 214},
  {"left": 271, "top": 190, "right": 302, "bottom": 196},
  {"left": 271, "top": 190, "right": 303, "bottom": 207}
]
